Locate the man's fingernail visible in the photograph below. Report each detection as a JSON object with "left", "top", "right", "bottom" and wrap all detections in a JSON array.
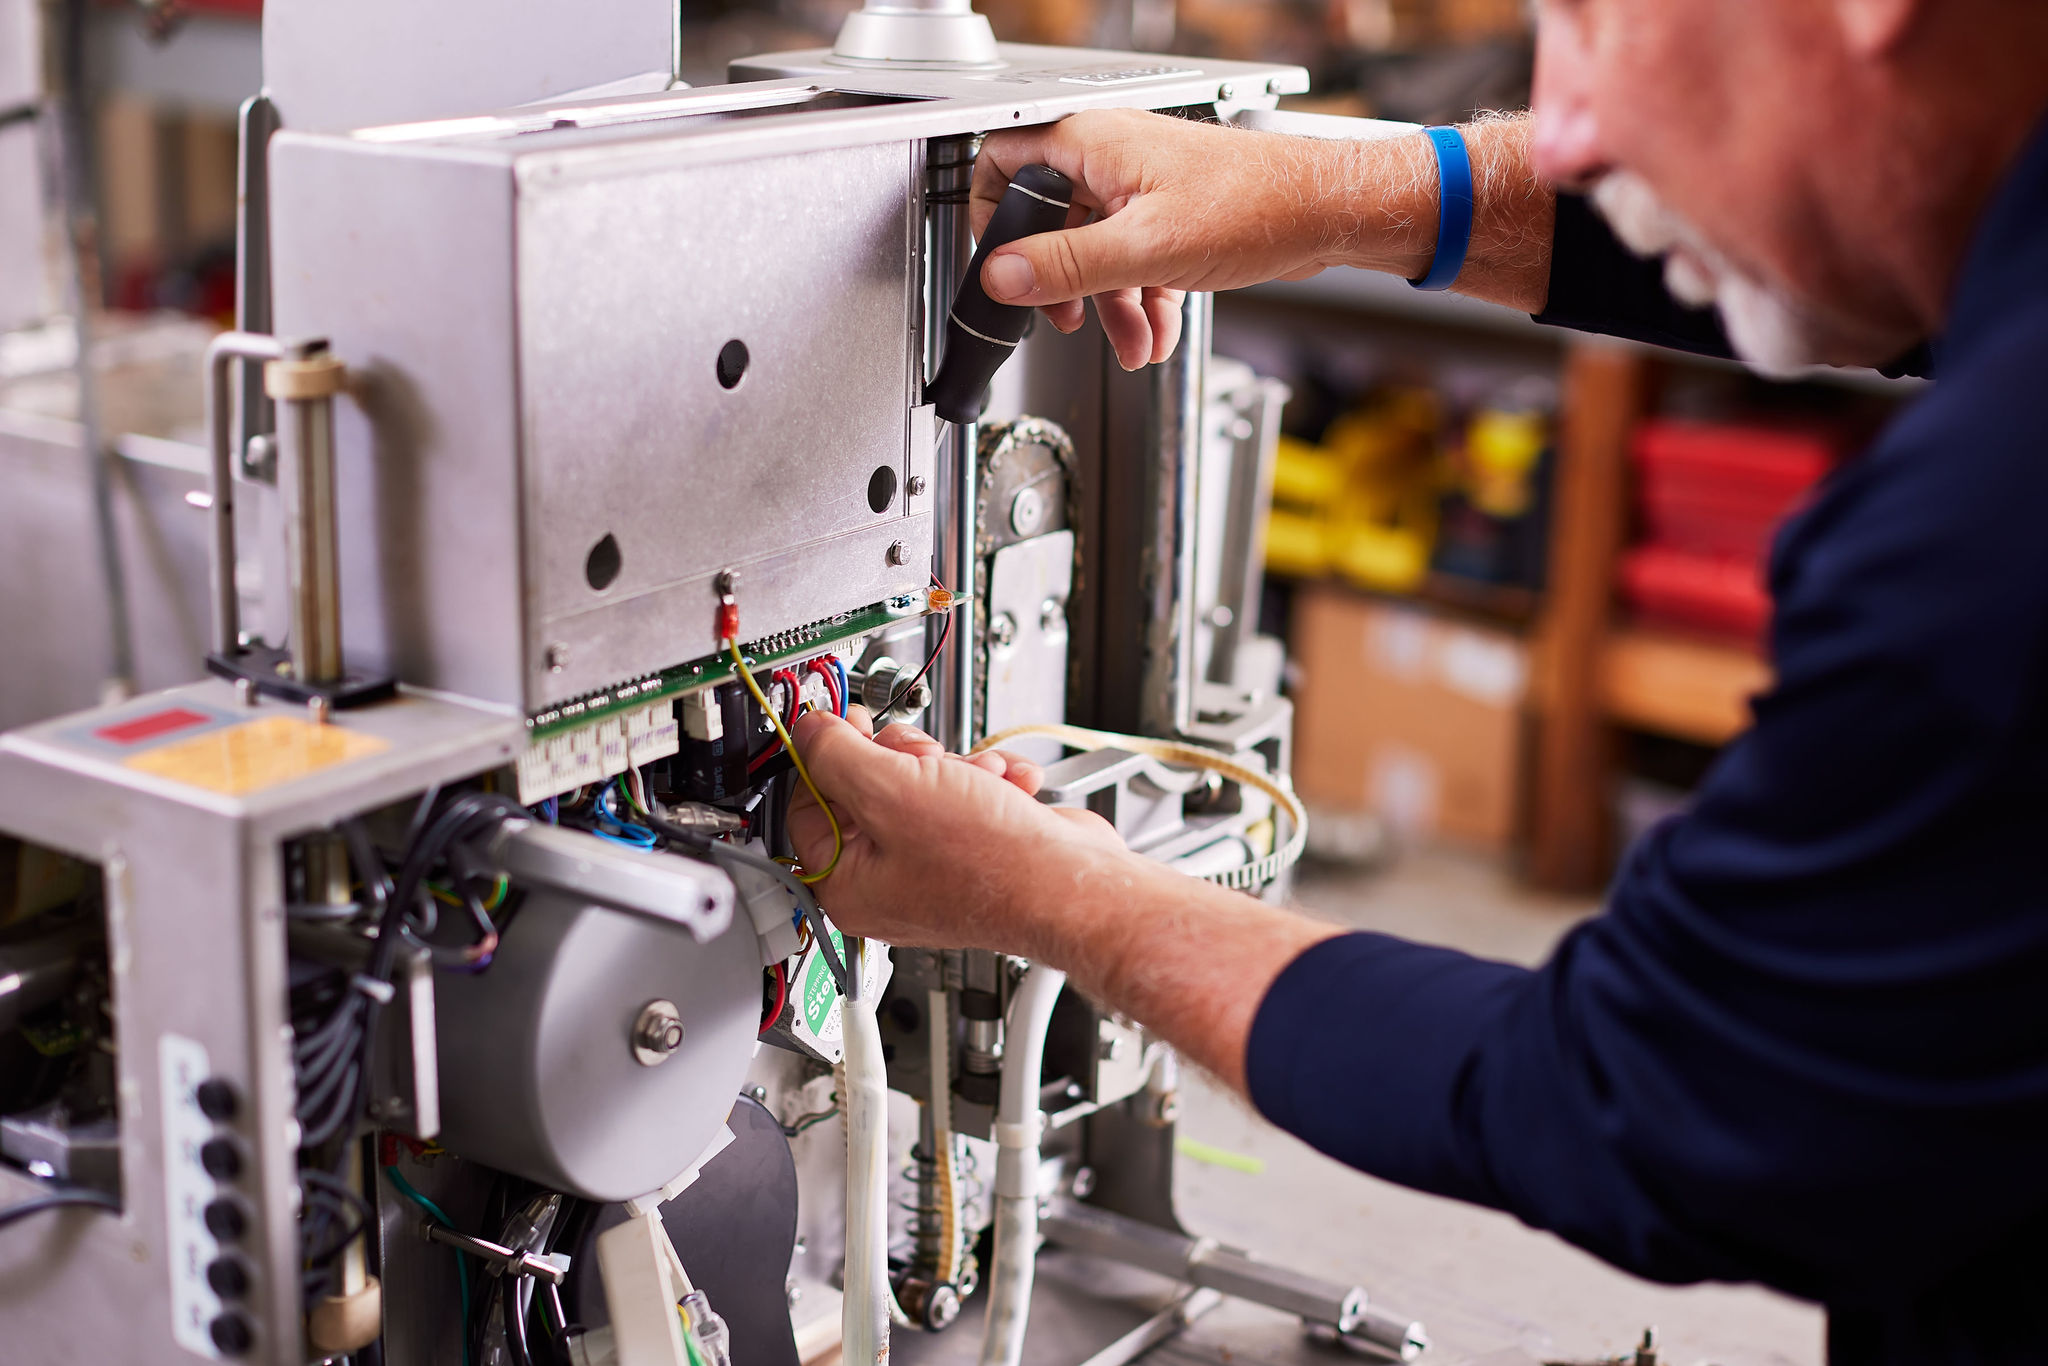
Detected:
[
  {"left": 895, "top": 725, "right": 934, "bottom": 744},
  {"left": 985, "top": 253, "right": 1035, "bottom": 302}
]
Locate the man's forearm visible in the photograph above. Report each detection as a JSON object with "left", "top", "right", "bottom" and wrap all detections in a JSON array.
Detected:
[
  {"left": 1016, "top": 847, "right": 1342, "bottom": 1094},
  {"left": 1317, "top": 114, "right": 1555, "bottom": 313}
]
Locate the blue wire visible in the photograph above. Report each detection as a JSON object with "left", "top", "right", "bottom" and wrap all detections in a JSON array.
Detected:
[
  {"left": 832, "top": 657, "right": 850, "bottom": 717},
  {"left": 594, "top": 782, "right": 657, "bottom": 848}
]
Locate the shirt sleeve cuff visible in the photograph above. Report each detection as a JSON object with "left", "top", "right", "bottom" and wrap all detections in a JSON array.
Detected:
[{"left": 1245, "top": 931, "right": 1533, "bottom": 1203}]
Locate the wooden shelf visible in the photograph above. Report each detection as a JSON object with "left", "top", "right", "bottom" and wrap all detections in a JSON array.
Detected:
[{"left": 1599, "top": 628, "right": 1770, "bottom": 746}]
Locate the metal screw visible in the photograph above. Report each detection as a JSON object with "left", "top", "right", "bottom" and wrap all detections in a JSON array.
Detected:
[
  {"left": 235, "top": 677, "right": 257, "bottom": 708},
  {"left": 793, "top": 1236, "right": 807, "bottom": 1256},
  {"left": 1151, "top": 1091, "right": 1181, "bottom": 1126},
  {"left": 786, "top": 1279, "right": 804, "bottom": 1307},
  {"left": 307, "top": 695, "right": 331, "bottom": 727},
  {"left": 1267, "top": 76, "right": 1288, "bottom": 95},
  {"left": 1039, "top": 596, "right": 1066, "bottom": 634},
  {"left": 886, "top": 540, "right": 909, "bottom": 567},
  {"left": 545, "top": 643, "right": 570, "bottom": 673},
  {"left": 1009, "top": 486, "right": 1045, "bottom": 536},
  {"left": 907, "top": 475, "right": 927, "bottom": 496},
  {"left": 748, "top": 1085, "right": 768, "bottom": 1103},
  {"left": 987, "top": 612, "right": 1017, "bottom": 649},
  {"left": 1069, "top": 1166, "right": 1096, "bottom": 1200},
  {"left": 631, "top": 1000, "right": 685, "bottom": 1066},
  {"left": 1206, "top": 605, "right": 1235, "bottom": 629},
  {"left": 1217, "top": 82, "right": 1236, "bottom": 101}
]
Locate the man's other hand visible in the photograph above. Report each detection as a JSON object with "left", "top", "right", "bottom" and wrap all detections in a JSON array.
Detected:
[
  {"left": 971, "top": 110, "right": 1363, "bottom": 371},
  {"left": 785, "top": 706, "right": 1124, "bottom": 951}
]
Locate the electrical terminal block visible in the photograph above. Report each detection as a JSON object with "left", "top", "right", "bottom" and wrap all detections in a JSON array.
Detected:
[{"left": 515, "top": 700, "right": 678, "bottom": 804}]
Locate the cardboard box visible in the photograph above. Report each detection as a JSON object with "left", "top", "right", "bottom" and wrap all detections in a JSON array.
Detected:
[{"left": 1289, "top": 584, "right": 1529, "bottom": 851}]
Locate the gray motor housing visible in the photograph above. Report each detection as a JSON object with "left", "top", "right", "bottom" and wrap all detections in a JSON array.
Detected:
[{"left": 435, "top": 889, "right": 761, "bottom": 1201}]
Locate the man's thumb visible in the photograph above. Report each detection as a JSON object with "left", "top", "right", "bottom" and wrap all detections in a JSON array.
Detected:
[
  {"left": 982, "top": 214, "right": 1160, "bottom": 307},
  {"left": 790, "top": 709, "right": 902, "bottom": 811}
]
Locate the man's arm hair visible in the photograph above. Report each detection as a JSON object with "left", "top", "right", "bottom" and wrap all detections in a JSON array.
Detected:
[{"left": 1319, "top": 112, "right": 1556, "bottom": 313}]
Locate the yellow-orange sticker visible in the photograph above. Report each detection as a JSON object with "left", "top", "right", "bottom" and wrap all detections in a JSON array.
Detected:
[{"left": 124, "top": 716, "right": 390, "bottom": 795}]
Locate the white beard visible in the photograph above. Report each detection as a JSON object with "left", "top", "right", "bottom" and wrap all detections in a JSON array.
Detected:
[{"left": 1588, "top": 171, "right": 1902, "bottom": 378}]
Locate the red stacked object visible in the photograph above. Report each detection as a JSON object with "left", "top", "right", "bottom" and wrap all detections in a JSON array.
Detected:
[{"left": 1619, "top": 421, "right": 1837, "bottom": 642}]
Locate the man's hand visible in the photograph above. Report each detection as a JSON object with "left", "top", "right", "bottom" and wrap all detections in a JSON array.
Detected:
[
  {"left": 971, "top": 110, "right": 1396, "bottom": 370},
  {"left": 971, "top": 110, "right": 1555, "bottom": 369},
  {"left": 785, "top": 707, "right": 1124, "bottom": 954},
  {"left": 784, "top": 706, "right": 1341, "bottom": 1093}
]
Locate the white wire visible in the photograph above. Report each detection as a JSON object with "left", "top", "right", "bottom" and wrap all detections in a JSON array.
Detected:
[{"left": 972, "top": 723, "right": 1307, "bottom": 890}]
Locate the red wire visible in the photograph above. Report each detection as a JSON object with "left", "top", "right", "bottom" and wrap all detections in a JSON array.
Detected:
[{"left": 760, "top": 961, "right": 789, "bottom": 1032}]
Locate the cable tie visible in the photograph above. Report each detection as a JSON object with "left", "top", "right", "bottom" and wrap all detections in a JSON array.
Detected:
[{"left": 350, "top": 973, "right": 397, "bottom": 1005}]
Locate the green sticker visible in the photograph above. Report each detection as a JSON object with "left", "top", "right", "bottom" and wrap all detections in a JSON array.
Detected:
[{"left": 803, "top": 930, "right": 844, "bottom": 1036}]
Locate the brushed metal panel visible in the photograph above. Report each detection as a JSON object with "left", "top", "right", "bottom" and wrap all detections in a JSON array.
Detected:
[
  {"left": 516, "top": 140, "right": 923, "bottom": 702},
  {"left": 269, "top": 136, "right": 530, "bottom": 709}
]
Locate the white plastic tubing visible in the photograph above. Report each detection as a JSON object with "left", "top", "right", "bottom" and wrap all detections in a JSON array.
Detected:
[
  {"left": 976, "top": 965, "right": 1067, "bottom": 1366},
  {"left": 842, "top": 987, "right": 894, "bottom": 1366}
]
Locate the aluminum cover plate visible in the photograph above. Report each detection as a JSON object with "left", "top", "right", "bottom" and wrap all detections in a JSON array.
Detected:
[{"left": 518, "top": 140, "right": 925, "bottom": 704}]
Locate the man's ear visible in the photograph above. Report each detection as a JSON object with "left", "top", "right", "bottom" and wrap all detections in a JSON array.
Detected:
[{"left": 1833, "top": 0, "right": 1921, "bottom": 56}]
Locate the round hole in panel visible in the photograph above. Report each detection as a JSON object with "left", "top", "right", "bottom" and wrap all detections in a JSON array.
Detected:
[
  {"left": 716, "top": 339, "right": 749, "bottom": 390},
  {"left": 867, "top": 464, "right": 900, "bottom": 515},
  {"left": 586, "top": 533, "right": 623, "bottom": 592}
]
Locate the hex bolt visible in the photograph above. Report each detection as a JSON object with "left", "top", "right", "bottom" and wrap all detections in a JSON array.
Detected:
[
  {"left": 886, "top": 540, "right": 910, "bottom": 567},
  {"left": 631, "top": 1000, "right": 685, "bottom": 1066}
]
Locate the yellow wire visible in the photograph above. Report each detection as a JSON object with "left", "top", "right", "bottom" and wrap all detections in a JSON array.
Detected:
[{"left": 727, "top": 640, "right": 842, "bottom": 883}]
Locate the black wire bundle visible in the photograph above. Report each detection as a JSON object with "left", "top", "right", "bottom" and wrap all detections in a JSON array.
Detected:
[{"left": 293, "top": 790, "right": 529, "bottom": 1297}]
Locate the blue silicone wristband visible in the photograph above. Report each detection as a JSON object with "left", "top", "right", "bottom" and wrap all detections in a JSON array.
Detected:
[{"left": 1409, "top": 126, "right": 1474, "bottom": 292}]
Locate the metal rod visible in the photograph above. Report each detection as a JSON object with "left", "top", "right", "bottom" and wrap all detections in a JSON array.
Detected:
[
  {"left": 52, "top": 0, "right": 132, "bottom": 697},
  {"left": 1073, "top": 1288, "right": 1222, "bottom": 1366},
  {"left": 204, "top": 332, "right": 286, "bottom": 658},
  {"left": 926, "top": 135, "right": 979, "bottom": 753},
  {"left": 276, "top": 341, "right": 346, "bottom": 685},
  {"left": 233, "top": 95, "right": 279, "bottom": 483},
  {"left": 1138, "top": 292, "right": 1210, "bottom": 738}
]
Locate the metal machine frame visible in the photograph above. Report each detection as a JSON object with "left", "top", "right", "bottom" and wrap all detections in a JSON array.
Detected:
[{"left": 0, "top": 7, "right": 1428, "bottom": 1366}]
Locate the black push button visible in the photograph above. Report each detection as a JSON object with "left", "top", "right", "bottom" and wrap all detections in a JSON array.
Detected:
[
  {"left": 209, "top": 1312, "right": 253, "bottom": 1355},
  {"left": 199, "top": 1137, "right": 242, "bottom": 1181},
  {"left": 206, "top": 1256, "right": 250, "bottom": 1299},
  {"left": 203, "top": 1198, "right": 246, "bottom": 1242},
  {"left": 195, "top": 1078, "right": 239, "bottom": 1122}
]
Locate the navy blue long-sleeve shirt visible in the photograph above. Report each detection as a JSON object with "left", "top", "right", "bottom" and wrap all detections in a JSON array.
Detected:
[{"left": 1248, "top": 120, "right": 2048, "bottom": 1365}]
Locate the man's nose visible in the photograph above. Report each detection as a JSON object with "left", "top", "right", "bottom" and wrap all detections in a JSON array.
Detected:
[{"left": 1529, "top": 18, "right": 1608, "bottom": 188}]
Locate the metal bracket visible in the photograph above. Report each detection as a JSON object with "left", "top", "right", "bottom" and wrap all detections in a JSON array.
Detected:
[{"left": 1040, "top": 1199, "right": 1427, "bottom": 1362}]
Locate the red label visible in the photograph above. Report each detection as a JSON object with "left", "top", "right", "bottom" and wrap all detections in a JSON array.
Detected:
[{"left": 96, "top": 707, "right": 214, "bottom": 746}]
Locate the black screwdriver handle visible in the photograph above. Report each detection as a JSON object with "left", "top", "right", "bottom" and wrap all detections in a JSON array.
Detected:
[{"left": 927, "top": 164, "right": 1074, "bottom": 424}]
